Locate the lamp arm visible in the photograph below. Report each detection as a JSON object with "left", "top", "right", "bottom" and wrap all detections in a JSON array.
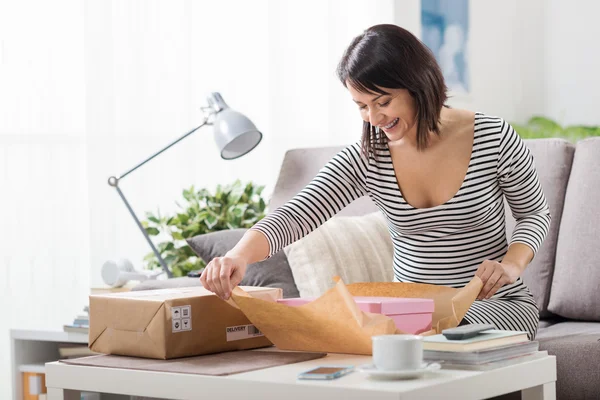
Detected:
[
  {"left": 107, "top": 115, "right": 212, "bottom": 278},
  {"left": 114, "top": 185, "right": 173, "bottom": 278},
  {"left": 117, "top": 117, "right": 211, "bottom": 181}
]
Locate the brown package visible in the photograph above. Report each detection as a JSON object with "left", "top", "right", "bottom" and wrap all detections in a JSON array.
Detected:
[
  {"left": 89, "top": 286, "right": 282, "bottom": 359},
  {"left": 231, "top": 277, "right": 483, "bottom": 355}
]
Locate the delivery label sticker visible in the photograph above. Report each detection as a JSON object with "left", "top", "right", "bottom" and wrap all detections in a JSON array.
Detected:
[
  {"left": 226, "top": 324, "right": 264, "bottom": 341},
  {"left": 171, "top": 308, "right": 181, "bottom": 319},
  {"left": 172, "top": 318, "right": 182, "bottom": 332},
  {"left": 171, "top": 305, "right": 192, "bottom": 333},
  {"left": 181, "top": 305, "right": 191, "bottom": 318}
]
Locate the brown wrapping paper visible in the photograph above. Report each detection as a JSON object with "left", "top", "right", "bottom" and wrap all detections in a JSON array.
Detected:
[{"left": 230, "top": 276, "right": 484, "bottom": 355}]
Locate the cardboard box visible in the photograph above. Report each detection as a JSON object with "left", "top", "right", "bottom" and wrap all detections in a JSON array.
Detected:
[{"left": 89, "top": 286, "right": 282, "bottom": 359}]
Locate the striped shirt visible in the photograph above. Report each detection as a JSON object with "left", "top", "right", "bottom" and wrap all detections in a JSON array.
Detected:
[{"left": 253, "top": 113, "right": 550, "bottom": 338}]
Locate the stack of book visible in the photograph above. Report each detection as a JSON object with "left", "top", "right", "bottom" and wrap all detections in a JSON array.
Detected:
[
  {"left": 58, "top": 343, "right": 97, "bottom": 358},
  {"left": 423, "top": 330, "right": 544, "bottom": 370},
  {"left": 63, "top": 305, "right": 89, "bottom": 334}
]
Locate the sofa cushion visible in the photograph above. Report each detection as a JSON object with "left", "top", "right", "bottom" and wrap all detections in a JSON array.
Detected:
[
  {"left": 283, "top": 211, "right": 393, "bottom": 297},
  {"left": 538, "top": 333, "right": 600, "bottom": 400},
  {"left": 186, "top": 228, "right": 300, "bottom": 298},
  {"left": 536, "top": 321, "right": 600, "bottom": 339},
  {"left": 504, "top": 138, "right": 575, "bottom": 318},
  {"left": 548, "top": 138, "right": 600, "bottom": 321}
]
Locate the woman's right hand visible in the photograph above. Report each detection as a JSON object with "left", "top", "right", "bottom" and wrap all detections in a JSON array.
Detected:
[{"left": 200, "top": 253, "right": 248, "bottom": 300}]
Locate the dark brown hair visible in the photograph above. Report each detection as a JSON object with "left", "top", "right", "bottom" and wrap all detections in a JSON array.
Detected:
[{"left": 336, "top": 24, "right": 447, "bottom": 157}]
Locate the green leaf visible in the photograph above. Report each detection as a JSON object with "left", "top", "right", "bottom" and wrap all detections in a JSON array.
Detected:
[
  {"left": 205, "top": 213, "right": 218, "bottom": 230},
  {"left": 172, "top": 231, "right": 184, "bottom": 240},
  {"left": 182, "top": 189, "right": 193, "bottom": 202},
  {"left": 158, "top": 242, "right": 175, "bottom": 252},
  {"left": 230, "top": 204, "right": 248, "bottom": 218},
  {"left": 166, "top": 216, "right": 179, "bottom": 226},
  {"left": 181, "top": 245, "right": 196, "bottom": 258},
  {"left": 244, "top": 182, "right": 254, "bottom": 197},
  {"left": 229, "top": 180, "right": 244, "bottom": 204},
  {"left": 527, "top": 116, "right": 563, "bottom": 132},
  {"left": 196, "top": 211, "right": 209, "bottom": 220},
  {"left": 231, "top": 215, "right": 242, "bottom": 227},
  {"left": 164, "top": 254, "right": 177, "bottom": 265},
  {"left": 207, "top": 201, "right": 221, "bottom": 210},
  {"left": 177, "top": 213, "right": 190, "bottom": 225},
  {"left": 145, "top": 227, "right": 160, "bottom": 236},
  {"left": 197, "top": 188, "right": 210, "bottom": 198},
  {"left": 146, "top": 215, "right": 160, "bottom": 224},
  {"left": 563, "top": 126, "right": 600, "bottom": 141},
  {"left": 185, "top": 222, "right": 200, "bottom": 233}
]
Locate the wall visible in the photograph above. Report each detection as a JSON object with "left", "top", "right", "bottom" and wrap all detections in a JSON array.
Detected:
[
  {"left": 396, "top": 0, "right": 547, "bottom": 123},
  {"left": 544, "top": 0, "right": 600, "bottom": 126},
  {"left": 395, "top": 0, "right": 600, "bottom": 126}
]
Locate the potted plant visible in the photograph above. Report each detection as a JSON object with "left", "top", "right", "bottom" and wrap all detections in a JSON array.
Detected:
[
  {"left": 142, "top": 180, "right": 267, "bottom": 277},
  {"left": 512, "top": 116, "right": 600, "bottom": 142}
]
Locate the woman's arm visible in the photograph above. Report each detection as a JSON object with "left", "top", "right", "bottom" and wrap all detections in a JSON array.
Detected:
[
  {"left": 250, "top": 143, "right": 368, "bottom": 258},
  {"left": 497, "top": 119, "right": 551, "bottom": 257},
  {"left": 501, "top": 242, "right": 534, "bottom": 275},
  {"left": 225, "top": 229, "right": 270, "bottom": 265},
  {"left": 476, "top": 119, "right": 551, "bottom": 300},
  {"left": 201, "top": 143, "right": 369, "bottom": 299}
]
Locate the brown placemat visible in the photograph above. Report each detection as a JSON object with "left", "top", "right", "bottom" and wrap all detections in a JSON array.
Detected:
[{"left": 60, "top": 350, "right": 327, "bottom": 376}]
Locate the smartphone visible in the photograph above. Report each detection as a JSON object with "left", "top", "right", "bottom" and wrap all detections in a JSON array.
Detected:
[{"left": 297, "top": 366, "right": 354, "bottom": 380}]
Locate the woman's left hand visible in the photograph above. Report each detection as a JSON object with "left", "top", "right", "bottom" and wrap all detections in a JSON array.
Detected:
[{"left": 475, "top": 260, "right": 521, "bottom": 300}]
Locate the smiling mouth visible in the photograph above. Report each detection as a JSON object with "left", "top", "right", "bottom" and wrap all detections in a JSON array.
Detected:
[{"left": 381, "top": 118, "right": 399, "bottom": 130}]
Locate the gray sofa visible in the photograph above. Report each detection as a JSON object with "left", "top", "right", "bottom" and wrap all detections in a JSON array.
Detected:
[{"left": 137, "top": 137, "right": 600, "bottom": 399}]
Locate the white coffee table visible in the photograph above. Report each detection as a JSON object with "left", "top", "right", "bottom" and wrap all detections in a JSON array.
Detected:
[{"left": 45, "top": 352, "right": 556, "bottom": 400}]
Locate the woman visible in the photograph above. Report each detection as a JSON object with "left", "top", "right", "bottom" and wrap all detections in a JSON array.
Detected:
[{"left": 200, "top": 24, "right": 550, "bottom": 340}]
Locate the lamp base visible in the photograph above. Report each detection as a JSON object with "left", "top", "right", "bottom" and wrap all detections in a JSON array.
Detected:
[{"left": 101, "top": 259, "right": 164, "bottom": 288}]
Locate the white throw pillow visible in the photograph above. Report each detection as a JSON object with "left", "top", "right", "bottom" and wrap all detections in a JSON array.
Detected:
[{"left": 283, "top": 211, "right": 394, "bottom": 298}]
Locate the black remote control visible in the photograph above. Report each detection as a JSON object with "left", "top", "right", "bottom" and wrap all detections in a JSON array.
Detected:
[
  {"left": 187, "top": 269, "right": 204, "bottom": 278},
  {"left": 441, "top": 323, "right": 496, "bottom": 340}
]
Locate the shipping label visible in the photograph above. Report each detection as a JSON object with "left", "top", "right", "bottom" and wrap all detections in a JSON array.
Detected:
[
  {"left": 170, "top": 305, "right": 192, "bottom": 333},
  {"left": 226, "top": 324, "right": 264, "bottom": 341}
]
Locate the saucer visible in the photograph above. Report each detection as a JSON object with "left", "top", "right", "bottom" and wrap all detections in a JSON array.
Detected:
[{"left": 357, "top": 362, "right": 441, "bottom": 380}]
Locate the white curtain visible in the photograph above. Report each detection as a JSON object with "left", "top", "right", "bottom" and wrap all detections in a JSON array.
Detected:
[
  {"left": 0, "top": 0, "right": 395, "bottom": 395},
  {"left": 85, "top": 0, "right": 396, "bottom": 288},
  {"left": 0, "top": 0, "right": 90, "bottom": 396}
]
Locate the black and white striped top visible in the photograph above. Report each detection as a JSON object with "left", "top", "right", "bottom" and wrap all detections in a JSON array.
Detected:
[{"left": 253, "top": 113, "right": 551, "bottom": 299}]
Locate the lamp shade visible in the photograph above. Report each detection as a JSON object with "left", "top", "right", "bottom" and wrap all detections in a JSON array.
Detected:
[{"left": 213, "top": 108, "right": 262, "bottom": 160}]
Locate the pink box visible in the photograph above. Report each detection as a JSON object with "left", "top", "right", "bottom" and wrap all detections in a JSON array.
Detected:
[{"left": 277, "top": 296, "right": 434, "bottom": 335}]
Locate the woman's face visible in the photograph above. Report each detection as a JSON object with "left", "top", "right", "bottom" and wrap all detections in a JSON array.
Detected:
[{"left": 347, "top": 82, "right": 418, "bottom": 143}]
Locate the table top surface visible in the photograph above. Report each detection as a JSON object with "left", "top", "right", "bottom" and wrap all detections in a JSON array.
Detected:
[{"left": 45, "top": 352, "right": 557, "bottom": 399}]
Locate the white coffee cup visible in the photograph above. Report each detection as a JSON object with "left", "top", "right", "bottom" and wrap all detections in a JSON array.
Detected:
[{"left": 372, "top": 334, "right": 424, "bottom": 371}]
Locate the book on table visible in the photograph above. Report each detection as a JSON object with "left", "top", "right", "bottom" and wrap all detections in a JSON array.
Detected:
[
  {"left": 63, "top": 324, "right": 89, "bottom": 334},
  {"left": 424, "top": 340, "right": 539, "bottom": 365},
  {"left": 423, "top": 329, "right": 529, "bottom": 352},
  {"left": 63, "top": 305, "right": 90, "bottom": 334},
  {"left": 437, "top": 350, "right": 548, "bottom": 371}
]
